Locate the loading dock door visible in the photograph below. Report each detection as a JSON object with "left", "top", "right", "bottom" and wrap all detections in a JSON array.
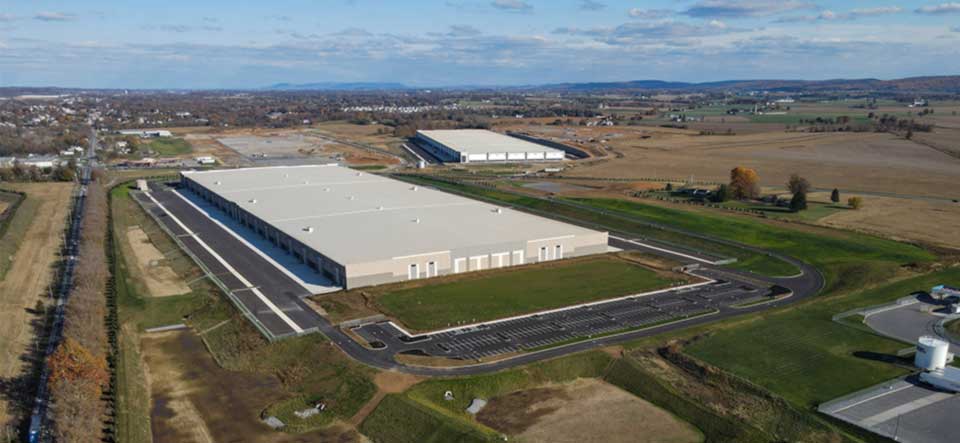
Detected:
[
  {"left": 408, "top": 263, "right": 419, "bottom": 280},
  {"left": 428, "top": 261, "right": 437, "bottom": 277},
  {"left": 454, "top": 258, "right": 466, "bottom": 273},
  {"left": 513, "top": 250, "right": 524, "bottom": 265}
]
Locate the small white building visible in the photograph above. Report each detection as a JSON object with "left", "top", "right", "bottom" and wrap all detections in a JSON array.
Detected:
[
  {"left": 18, "top": 155, "right": 60, "bottom": 169},
  {"left": 118, "top": 129, "right": 173, "bottom": 138},
  {"left": 195, "top": 156, "right": 216, "bottom": 165}
]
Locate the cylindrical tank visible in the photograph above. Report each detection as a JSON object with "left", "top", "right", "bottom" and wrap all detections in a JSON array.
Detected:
[{"left": 915, "top": 336, "right": 950, "bottom": 370}]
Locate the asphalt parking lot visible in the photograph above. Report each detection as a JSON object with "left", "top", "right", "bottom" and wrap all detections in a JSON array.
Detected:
[
  {"left": 353, "top": 274, "right": 769, "bottom": 360},
  {"left": 821, "top": 377, "right": 960, "bottom": 443}
]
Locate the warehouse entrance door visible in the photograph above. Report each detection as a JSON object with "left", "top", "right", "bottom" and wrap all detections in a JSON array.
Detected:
[{"left": 408, "top": 263, "right": 419, "bottom": 280}]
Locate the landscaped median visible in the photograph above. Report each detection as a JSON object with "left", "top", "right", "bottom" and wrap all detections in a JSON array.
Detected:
[{"left": 374, "top": 253, "right": 685, "bottom": 332}]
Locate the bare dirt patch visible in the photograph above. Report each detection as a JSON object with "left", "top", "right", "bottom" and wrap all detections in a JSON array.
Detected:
[
  {"left": 478, "top": 379, "right": 702, "bottom": 443},
  {"left": 0, "top": 183, "right": 73, "bottom": 427},
  {"left": 142, "top": 330, "right": 361, "bottom": 443},
  {"left": 125, "top": 226, "right": 191, "bottom": 297}
]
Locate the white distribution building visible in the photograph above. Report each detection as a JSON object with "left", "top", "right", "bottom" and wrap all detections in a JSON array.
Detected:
[
  {"left": 415, "top": 129, "right": 565, "bottom": 163},
  {"left": 180, "top": 165, "right": 608, "bottom": 289}
]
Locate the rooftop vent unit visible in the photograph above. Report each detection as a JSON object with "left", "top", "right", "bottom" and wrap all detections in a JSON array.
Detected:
[
  {"left": 348, "top": 196, "right": 357, "bottom": 200},
  {"left": 413, "top": 218, "right": 421, "bottom": 224},
  {"left": 493, "top": 208, "right": 503, "bottom": 214},
  {"left": 214, "top": 181, "right": 222, "bottom": 185},
  {"left": 377, "top": 206, "right": 384, "bottom": 211},
  {"left": 356, "top": 172, "right": 363, "bottom": 176},
  {"left": 410, "top": 186, "right": 418, "bottom": 191},
  {"left": 324, "top": 187, "right": 331, "bottom": 192},
  {"left": 248, "top": 199, "right": 257, "bottom": 204},
  {"left": 303, "top": 180, "right": 309, "bottom": 184},
  {"left": 303, "top": 227, "right": 314, "bottom": 233}
]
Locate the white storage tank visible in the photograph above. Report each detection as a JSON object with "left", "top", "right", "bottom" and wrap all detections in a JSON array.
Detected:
[{"left": 915, "top": 336, "right": 951, "bottom": 370}]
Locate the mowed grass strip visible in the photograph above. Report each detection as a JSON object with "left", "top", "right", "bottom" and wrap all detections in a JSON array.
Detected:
[
  {"left": 575, "top": 197, "right": 934, "bottom": 291},
  {"left": 685, "top": 267, "right": 960, "bottom": 408},
  {"left": 378, "top": 255, "right": 675, "bottom": 331}
]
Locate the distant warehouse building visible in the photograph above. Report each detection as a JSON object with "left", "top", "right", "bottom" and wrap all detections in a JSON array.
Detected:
[
  {"left": 415, "top": 129, "right": 565, "bottom": 163},
  {"left": 179, "top": 165, "right": 608, "bottom": 289}
]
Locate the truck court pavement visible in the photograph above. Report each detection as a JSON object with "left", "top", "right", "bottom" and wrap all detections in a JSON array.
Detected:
[
  {"left": 820, "top": 377, "right": 960, "bottom": 443},
  {"left": 137, "top": 180, "right": 824, "bottom": 376}
]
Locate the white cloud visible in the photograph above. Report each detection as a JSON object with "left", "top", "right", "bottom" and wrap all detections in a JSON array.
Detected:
[
  {"left": 777, "top": 6, "right": 904, "bottom": 23},
  {"left": 683, "top": 0, "right": 815, "bottom": 19},
  {"left": 34, "top": 11, "right": 76, "bottom": 22},
  {"left": 491, "top": 0, "right": 533, "bottom": 12},
  {"left": 627, "top": 8, "right": 673, "bottom": 19},
  {"left": 915, "top": 3, "right": 960, "bottom": 14}
]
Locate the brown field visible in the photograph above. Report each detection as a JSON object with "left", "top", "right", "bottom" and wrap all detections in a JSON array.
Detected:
[
  {"left": 124, "top": 226, "right": 191, "bottom": 297},
  {"left": 477, "top": 378, "right": 702, "bottom": 443},
  {"left": 0, "top": 183, "right": 74, "bottom": 428},
  {"left": 142, "top": 330, "right": 362, "bottom": 443},
  {"left": 561, "top": 131, "right": 960, "bottom": 199},
  {"left": 813, "top": 191, "right": 960, "bottom": 250}
]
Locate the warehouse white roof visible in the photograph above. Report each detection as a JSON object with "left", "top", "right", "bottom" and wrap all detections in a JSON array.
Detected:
[
  {"left": 181, "top": 165, "right": 602, "bottom": 266},
  {"left": 417, "top": 129, "right": 563, "bottom": 155}
]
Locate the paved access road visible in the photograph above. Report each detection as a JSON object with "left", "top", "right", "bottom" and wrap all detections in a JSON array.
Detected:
[{"left": 139, "top": 181, "right": 824, "bottom": 376}]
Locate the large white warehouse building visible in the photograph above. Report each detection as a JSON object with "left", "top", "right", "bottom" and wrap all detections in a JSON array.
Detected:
[
  {"left": 180, "top": 165, "right": 608, "bottom": 289},
  {"left": 415, "top": 129, "right": 565, "bottom": 163}
]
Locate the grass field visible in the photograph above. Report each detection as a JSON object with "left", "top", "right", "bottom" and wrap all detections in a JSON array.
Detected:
[
  {"left": 0, "top": 189, "right": 33, "bottom": 280},
  {"left": 0, "top": 183, "right": 73, "bottom": 428},
  {"left": 146, "top": 137, "right": 193, "bottom": 156},
  {"left": 377, "top": 255, "right": 677, "bottom": 331},
  {"left": 574, "top": 197, "right": 934, "bottom": 293},
  {"left": 360, "top": 394, "right": 493, "bottom": 443},
  {"left": 686, "top": 267, "right": 960, "bottom": 408},
  {"left": 396, "top": 175, "right": 800, "bottom": 277}
]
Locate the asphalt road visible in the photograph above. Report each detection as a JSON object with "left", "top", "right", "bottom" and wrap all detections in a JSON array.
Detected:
[{"left": 139, "top": 180, "right": 825, "bottom": 376}]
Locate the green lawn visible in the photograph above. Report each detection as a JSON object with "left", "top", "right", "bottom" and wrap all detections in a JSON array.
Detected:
[
  {"left": 378, "top": 255, "right": 676, "bottom": 331},
  {"left": 146, "top": 137, "right": 192, "bottom": 156},
  {"left": 0, "top": 190, "right": 30, "bottom": 279},
  {"left": 574, "top": 198, "right": 934, "bottom": 293},
  {"left": 395, "top": 175, "right": 799, "bottom": 277},
  {"left": 686, "top": 267, "right": 960, "bottom": 408},
  {"left": 360, "top": 395, "right": 494, "bottom": 443}
]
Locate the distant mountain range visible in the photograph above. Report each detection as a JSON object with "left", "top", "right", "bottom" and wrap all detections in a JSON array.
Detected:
[
  {"left": 531, "top": 76, "right": 960, "bottom": 94},
  {"left": 262, "top": 76, "right": 960, "bottom": 94},
  {"left": 266, "top": 82, "right": 408, "bottom": 91}
]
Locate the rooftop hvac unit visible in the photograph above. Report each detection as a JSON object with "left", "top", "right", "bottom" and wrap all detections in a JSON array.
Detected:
[
  {"left": 214, "top": 181, "right": 222, "bottom": 185},
  {"left": 413, "top": 218, "right": 421, "bottom": 224},
  {"left": 410, "top": 186, "right": 418, "bottom": 191},
  {"left": 303, "top": 227, "right": 314, "bottom": 233},
  {"left": 324, "top": 187, "right": 331, "bottom": 192},
  {"left": 493, "top": 208, "right": 503, "bottom": 214},
  {"left": 248, "top": 199, "right": 257, "bottom": 204}
]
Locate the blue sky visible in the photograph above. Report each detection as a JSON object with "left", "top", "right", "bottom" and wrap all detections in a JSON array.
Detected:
[{"left": 1, "top": 0, "right": 959, "bottom": 88}]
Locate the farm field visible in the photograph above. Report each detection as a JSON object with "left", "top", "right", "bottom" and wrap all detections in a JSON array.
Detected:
[
  {"left": 377, "top": 254, "right": 680, "bottom": 331},
  {"left": 686, "top": 267, "right": 960, "bottom": 408},
  {"left": 504, "top": 122, "right": 960, "bottom": 200},
  {"left": 0, "top": 183, "right": 73, "bottom": 430}
]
